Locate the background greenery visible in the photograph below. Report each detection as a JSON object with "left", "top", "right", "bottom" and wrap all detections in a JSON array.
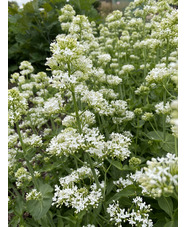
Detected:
[{"left": 8, "top": 0, "right": 102, "bottom": 77}]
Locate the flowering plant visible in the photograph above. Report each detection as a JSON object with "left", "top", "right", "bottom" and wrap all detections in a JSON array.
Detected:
[{"left": 8, "top": 0, "right": 178, "bottom": 226}]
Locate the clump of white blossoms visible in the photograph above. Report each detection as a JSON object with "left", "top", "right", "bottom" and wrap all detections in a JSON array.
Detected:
[
  {"left": 15, "top": 167, "right": 32, "bottom": 188},
  {"left": 8, "top": 88, "right": 28, "bottom": 126},
  {"left": 26, "top": 189, "right": 42, "bottom": 201},
  {"left": 19, "top": 61, "right": 34, "bottom": 76},
  {"left": 106, "top": 132, "right": 131, "bottom": 161},
  {"left": 113, "top": 176, "right": 133, "bottom": 192},
  {"left": 62, "top": 110, "right": 96, "bottom": 128},
  {"left": 107, "top": 197, "right": 153, "bottom": 227},
  {"left": 155, "top": 101, "right": 171, "bottom": 115},
  {"left": 111, "top": 100, "right": 135, "bottom": 124},
  {"left": 43, "top": 96, "right": 65, "bottom": 116},
  {"left": 46, "top": 127, "right": 84, "bottom": 156},
  {"left": 23, "top": 134, "right": 43, "bottom": 148},
  {"left": 58, "top": 4, "right": 75, "bottom": 31},
  {"left": 170, "top": 99, "right": 178, "bottom": 137},
  {"left": 135, "top": 153, "right": 178, "bottom": 197},
  {"left": 52, "top": 166, "right": 104, "bottom": 213}
]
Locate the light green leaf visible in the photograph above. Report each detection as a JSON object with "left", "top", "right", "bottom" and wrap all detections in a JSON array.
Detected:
[
  {"left": 158, "top": 196, "right": 173, "bottom": 218},
  {"left": 27, "top": 183, "right": 53, "bottom": 220},
  {"left": 146, "top": 131, "right": 164, "bottom": 141}
]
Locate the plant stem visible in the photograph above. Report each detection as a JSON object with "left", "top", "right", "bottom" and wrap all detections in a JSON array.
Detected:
[
  {"left": 175, "top": 137, "right": 178, "bottom": 156},
  {"left": 85, "top": 153, "right": 101, "bottom": 189},
  {"left": 16, "top": 122, "right": 39, "bottom": 190},
  {"left": 163, "top": 89, "right": 167, "bottom": 140},
  {"left": 70, "top": 83, "right": 100, "bottom": 189},
  {"left": 71, "top": 87, "right": 82, "bottom": 134},
  {"left": 135, "top": 117, "right": 139, "bottom": 155}
]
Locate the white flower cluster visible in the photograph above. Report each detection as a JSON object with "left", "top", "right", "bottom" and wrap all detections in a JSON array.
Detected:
[
  {"left": 23, "top": 134, "right": 43, "bottom": 147},
  {"left": 46, "top": 128, "right": 84, "bottom": 156},
  {"left": 97, "top": 54, "right": 111, "bottom": 65},
  {"left": 15, "top": 167, "right": 32, "bottom": 188},
  {"left": 106, "top": 133, "right": 131, "bottom": 161},
  {"left": 44, "top": 96, "right": 65, "bottom": 116},
  {"left": 19, "top": 61, "right": 34, "bottom": 76},
  {"left": 8, "top": 88, "right": 28, "bottom": 125},
  {"left": 170, "top": 99, "right": 178, "bottom": 137},
  {"left": 107, "top": 197, "right": 153, "bottom": 227},
  {"left": 59, "top": 166, "right": 100, "bottom": 188},
  {"left": 47, "top": 124, "right": 132, "bottom": 161},
  {"left": 81, "top": 90, "right": 113, "bottom": 116},
  {"left": 135, "top": 153, "right": 178, "bottom": 197},
  {"left": 62, "top": 110, "right": 96, "bottom": 128},
  {"left": 52, "top": 166, "right": 104, "bottom": 213},
  {"left": 69, "top": 15, "right": 94, "bottom": 41},
  {"left": 59, "top": 4, "right": 75, "bottom": 31},
  {"left": 145, "top": 64, "right": 174, "bottom": 85},
  {"left": 119, "top": 64, "right": 135, "bottom": 75},
  {"left": 111, "top": 100, "right": 135, "bottom": 124},
  {"left": 26, "top": 189, "right": 42, "bottom": 201},
  {"left": 113, "top": 176, "right": 133, "bottom": 192},
  {"left": 155, "top": 101, "right": 171, "bottom": 115}
]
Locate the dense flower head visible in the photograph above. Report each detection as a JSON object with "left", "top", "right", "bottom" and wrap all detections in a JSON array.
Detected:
[
  {"left": 62, "top": 110, "right": 96, "bottom": 128},
  {"left": 107, "top": 197, "right": 153, "bottom": 227},
  {"left": 59, "top": 4, "right": 75, "bottom": 22},
  {"left": 135, "top": 153, "right": 178, "bottom": 197},
  {"left": 26, "top": 189, "right": 42, "bottom": 201},
  {"left": 46, "top": 128, "right": 84, "bottom": 156},
  {"left": 106, "top": 132, "right": 131, "bottom": 161},
  {"left": 52, "top": 166, "right": 104, "bottom": 213},
  {"left": 155, "top": 101, "right": 171, "bottom": 115},
  {"left": 8, "top": 88, "right": 28, "bottom": 125},
  {"left": 19, "top": 61, "right": 34, "bottom": 76},
  {"left": 69, "top": 15, "right": 94, "bottom": 41}
]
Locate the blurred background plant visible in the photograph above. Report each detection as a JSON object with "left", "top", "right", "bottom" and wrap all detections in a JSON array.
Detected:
[{"left": 8, "top": 0, "right": 103, "bottom": 78}]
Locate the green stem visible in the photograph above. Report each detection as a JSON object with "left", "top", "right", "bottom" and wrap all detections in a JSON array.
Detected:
[
  {"left": 71, "top": 87, "right": 82, "bottom": 134},
  {"left": 85, "top": 153, "right": 101, "bottom": 189},
  {"left": 163, "top": 85, "right": 176, "bottom": 98},
  {"left": 101, "top": 115, "right": 109, "bottom": 140},
  {"left": 163, "top": 89, "right": 167, "bottom": 140},
  {"left": 149, "top": 121, "right": 163, "bottom": 140},
  {"left": 166, "top": 38, "right": 169, "bottom": 67},
  {"left": 175, "top": 137, "right": 178, "bottom": 156},
  {"left": 50, "top": 117, "right": 56, "bottom": 132},
  {"left": 16, "top": 122, "right": 39, "bottom": 190},
  {"left": 135, "top": 117, "right": 139, "bottom": 155}
]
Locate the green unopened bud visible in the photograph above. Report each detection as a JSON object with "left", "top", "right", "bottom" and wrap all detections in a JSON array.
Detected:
[
  {"left": 134, "top": 108, "right": 143, "bottom": 115},
  {"left": 129, "top": 157, "right": 141, "bottom": 167}
]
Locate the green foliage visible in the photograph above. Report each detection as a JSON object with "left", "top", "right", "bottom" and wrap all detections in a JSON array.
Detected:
[
  {"left": 8, "top": 0, "right": 178, "bottom": 226},
  {"left": 26, "top": 182, "right": 53, "bottom": 220},
  {"left": 8, "top": 0, "right": 101, "bottom": 77}
]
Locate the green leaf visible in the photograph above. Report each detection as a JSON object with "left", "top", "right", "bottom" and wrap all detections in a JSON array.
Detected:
[
  {"left": 153, "top": 218, "right": 166, "bottom": 227},
  {"left": 158, "top": 196, "right": 173, "bottom": 218},
  {"left": 27, "top": 183, "right": 53, "bottom": 220},
  {"left": 160, "top": 134, "right": 175, "bottom": 153},
  {"left": 57, "top": 210, "right": 64, "bottom": 227},
  {"left": 146, "top": 131, "right": 164, "bottom": 141},
  {"left": 164, "top": 221, "right": 175, "bottom": 227},
  {"left": 107, "top": 159, "right": 123, "bottom": 170},
  {"left": 15, "top": 196, "right": 25, "bottom": 216},
  {"left": 106, "top": 185, "right": 140, "bottom": 204}
]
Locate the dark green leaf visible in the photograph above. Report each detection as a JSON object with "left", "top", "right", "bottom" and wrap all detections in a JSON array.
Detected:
[
  {"left": 107, "top": 159, "right": 123, "bottom": 170},
  {"left": 106, "top": 185, "right": 140, "bottom": 204}
]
